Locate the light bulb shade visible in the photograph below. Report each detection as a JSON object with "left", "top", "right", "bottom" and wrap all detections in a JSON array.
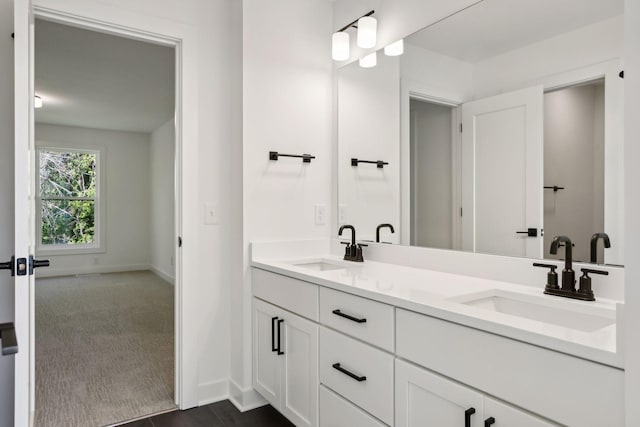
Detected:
[
  {"left": 34, "top": 95, "right": 43, "bottom": 109},
  {"left": 384, "top": 39, "right": 404, "bottom": 56},
  {"left": 357, "top": 16, "right": 377, "bottom": 48},
  {"left": 332, "top": 32, "right": 350, "bottom": 61},
  {"left": 359, "top": 52, "right": 377, "bottom": 68}
]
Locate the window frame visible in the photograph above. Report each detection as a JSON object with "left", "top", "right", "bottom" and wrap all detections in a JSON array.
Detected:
[{"left": 35, "top": 144, "right": 106, "bottom": 255}]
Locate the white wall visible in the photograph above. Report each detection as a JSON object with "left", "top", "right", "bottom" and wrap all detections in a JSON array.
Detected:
[
  {"left": 625, "top": 0, "right": 640, "bottom": 424},
  {"left": 543, "top": 84, "right": 605, "bottom": 263},
  {"left": 150, "top": 119, "right": 175, "bottom": 283},
  {"left": 401, "top": 43, "right": 474, "bottom": 103},
  {"left": 338, "top": 54, "right": 400, "bottom": 243},
  {"left": 0, "top": 0, "right": 15, "bottom": 424},
  {"left": 35, "top": 124, "right": 151, "bottom": 276},
  {"left": 236, "top": 0, "right": 334, "bottom": 407},
  {"left": 472, "top": 15, "right": 624, "bottom": 98}
]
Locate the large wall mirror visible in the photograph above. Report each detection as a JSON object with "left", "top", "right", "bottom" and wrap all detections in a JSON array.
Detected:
[{"left": 337, "top": 0, "right": 625, "bottom": 266}]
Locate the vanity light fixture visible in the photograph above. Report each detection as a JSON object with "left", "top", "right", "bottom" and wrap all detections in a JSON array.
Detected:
[
  {"left": 332, "top": 10, "right": 375, "bottom": 62},
  {"left": 332, "top": 32, "right": 350, "bottom": 61},
  {"left": 384, "top": 39, "right": 404, "bottom": 56},
  {"left": 357, "top": 16, "right": 377, "bottom": 48},
  {"left": 34, "top": 95, "right": 43, "bottom": 109},
  {"left": 359, "top": 51, "right": 377, "bottom": 68}
]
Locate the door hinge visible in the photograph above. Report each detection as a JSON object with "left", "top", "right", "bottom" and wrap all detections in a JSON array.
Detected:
[
  {"left": 460, "top": 123, "right": 463, "bottom": 133},
  {"left": 178, "top": 236, "right": 182, "bottom": 248},
  {"left": 460, "top": 207, "right": 463, "bottom": 217}
]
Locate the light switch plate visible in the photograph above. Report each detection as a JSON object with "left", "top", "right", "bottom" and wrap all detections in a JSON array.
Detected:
[
  {"left": 205, "top": 203, "right": 218, "bottom": 225},
  {"left": 315, "top": 204, "right": 327, "bottom": 225}
]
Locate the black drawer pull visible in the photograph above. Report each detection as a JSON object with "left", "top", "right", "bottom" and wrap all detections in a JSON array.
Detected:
[
  {"left": 332, "top": 363, "right": 366, "bottom": 382},
  {"left": 271, "top": 317, "right": 278, "bottom": 352},
  {"left": 277, "top": 319, "right": 284, "bottom": 355},
  {"left": 465, "top": 408, "right": 476, "bottom": 427},
  {"left": 332, "top": 309, "right": 367, "bottom": 323},
  {"left": 485, "top": 417, "right": 496, "bottom": 427}
]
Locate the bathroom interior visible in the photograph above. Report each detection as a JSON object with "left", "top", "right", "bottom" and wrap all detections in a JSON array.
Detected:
[{"left": 1, "top": 0, "right": 640, "bottom": 426}]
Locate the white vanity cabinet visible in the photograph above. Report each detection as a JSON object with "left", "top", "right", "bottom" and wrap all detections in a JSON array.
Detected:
[
  {"left": 253, "top": 293, "right": 319, "bottom": 427},
  {"left": 396, "top": 359, "right": 557, "bottom": 427}
]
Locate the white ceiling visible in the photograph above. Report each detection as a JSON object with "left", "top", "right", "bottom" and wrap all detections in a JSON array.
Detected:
[
  {"left": 406, "top": 0, "right": 624, "bottom": 63},
  {"left": 35, "top": 19, "right": 175, "bottom": 133}
]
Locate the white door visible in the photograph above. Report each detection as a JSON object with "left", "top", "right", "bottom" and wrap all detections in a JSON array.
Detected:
[
  {"left": 461, "top": 86, "right": 544, "bottom": 258},
  {"left": 395, "top": 359, "right": 484, "bottom": 427},
  {"left": 14, "top": 0, "right": 36, "bottom": 425},
  {"left": 484, "top": 397, "right": 559, "bottom": 427},
  {"left": 280, "top": 310, "right": 318, "bottom": 427},
  {"left": 253, "top": 298, "right": 281, "bottom": 409}
]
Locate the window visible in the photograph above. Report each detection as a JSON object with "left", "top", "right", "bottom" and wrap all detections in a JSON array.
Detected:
[{"left": 37, "top": 146, "right": 104, "bottom": 253}]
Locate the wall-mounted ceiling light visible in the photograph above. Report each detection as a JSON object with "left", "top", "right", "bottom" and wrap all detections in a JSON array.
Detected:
[
  {"left": 359, "top": 52, "right": 377, "bottom": 68},
  {"left": 332, "top": 10, "right": 375, "bottom": 62},
  {"left": 332, "top": 31, "right": 350, "bottom": 61},
  {"left": 357, "top": 16, "right": 377, "bottom": 49},
  {"left": 384, "top": 39, "right": 404, "bottom": 56},
  {"left": 34, "top": 95, "right": 43, "bottom": 109}
]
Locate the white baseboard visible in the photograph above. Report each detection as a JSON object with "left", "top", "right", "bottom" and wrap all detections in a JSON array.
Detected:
[
  {"left": 228, "top": 379, "right": 268, "bottom": 412},
  {"left": 198, "top": 379, "right": 230, "bottom": 406},
  {"left": 150, "top": 265, "right": 175, "bottom": 285},
  {"left": 36, "top": 263, "right": 150, "bottom": 278}
]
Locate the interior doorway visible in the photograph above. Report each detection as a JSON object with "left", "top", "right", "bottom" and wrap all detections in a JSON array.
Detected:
[
  {"left": 543, "top": 79, "right": 606, "bottom": 263},
  {"left": 409, "top": 98, "right": 457, "bottom": 250},
  {"left": 33, "top": 19, "right": 177, "bottom": 426}
]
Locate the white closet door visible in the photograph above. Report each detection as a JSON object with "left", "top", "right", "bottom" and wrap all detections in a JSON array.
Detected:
[{"left": 462, "top": 86, "right": 544, "bottom": 258}]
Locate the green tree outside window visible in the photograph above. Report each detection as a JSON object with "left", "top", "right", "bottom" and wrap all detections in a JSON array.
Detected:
[{"left": 39, "top": 149, "right": 98, "bottom": 246}]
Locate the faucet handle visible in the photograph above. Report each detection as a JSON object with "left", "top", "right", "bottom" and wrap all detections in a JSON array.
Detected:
[
  {"left": 581, "top": 268, "right": 609, "bottom": 276},
  {"left": 533, "top": 263, "right": 559, "bottom": 290},
  {"left": 578, "top": 268, "right": 609, "bottom": 301}
]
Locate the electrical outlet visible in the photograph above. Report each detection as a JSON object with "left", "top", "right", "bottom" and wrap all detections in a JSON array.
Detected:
[
  {"left": 204, "top": 203, "right": 218, "bottom": 225},
  {"left": 315, "top": 204, "right": 327, "bottom": 225},
  {"left": 339, "top": 204, "right": 347, "bottom": 223}
]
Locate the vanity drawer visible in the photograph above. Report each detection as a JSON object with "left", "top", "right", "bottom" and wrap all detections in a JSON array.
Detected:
[
  {"left": 320, "top": 287, "right": 394, "bottom": 351},
  {"left": 253, "top": 268, "right": 319, "bottom": 321},
  {"left": 320, "top": 385, "right": 387, "bottom": 427},
  {"left": 319, "top": 327, "right": 393, "bottom": 425}
]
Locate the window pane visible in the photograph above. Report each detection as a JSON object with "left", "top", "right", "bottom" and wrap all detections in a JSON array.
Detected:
[
  {"left": 41, "top": 200, "right": 95, "bottom": 245},
  {"left": 39, "top": 150, "right": 97, "bottom": 198}
]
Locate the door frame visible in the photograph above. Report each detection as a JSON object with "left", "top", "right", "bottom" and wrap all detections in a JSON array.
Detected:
[{"left": 24, "top": 3, "right": 196, "bottom": 415}]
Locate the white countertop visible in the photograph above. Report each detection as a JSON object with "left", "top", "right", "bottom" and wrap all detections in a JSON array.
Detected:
[{"left": 251, "top": 251, "right": 623, "bottom": 369}]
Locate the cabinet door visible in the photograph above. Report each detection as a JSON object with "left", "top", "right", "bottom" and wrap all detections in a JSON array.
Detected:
[
  {"left": 396, "top": 359, "right": 484, "bottom": 427},
  {"left": 253, "top": 298, "right": 281, "bottom": 409},
  {"left": 280, "top": 310, "right": 319, "bottom": 427},
  {"left": 484, "top": 397, "right": 558, "bottom": 427}
]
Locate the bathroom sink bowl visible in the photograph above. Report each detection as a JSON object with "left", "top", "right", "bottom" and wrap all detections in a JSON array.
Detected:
[
  {"left": 455, "top": 290, "right": 615, "bottom": 332},
  {"left": 289, "top": 259, "right": 354, "bottom": 272}
]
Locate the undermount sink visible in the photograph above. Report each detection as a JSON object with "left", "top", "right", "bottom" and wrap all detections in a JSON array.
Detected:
[
  {"left": 289, "top": 259, "right": 353, "bottom": 272},
  {"left": 455, "top": 290, "right": 616, "bottom": 332}
]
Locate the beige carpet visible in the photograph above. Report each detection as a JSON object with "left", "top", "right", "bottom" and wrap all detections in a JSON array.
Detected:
[{"left": 35, "top": 271, "right": 176, "bottom": 427}]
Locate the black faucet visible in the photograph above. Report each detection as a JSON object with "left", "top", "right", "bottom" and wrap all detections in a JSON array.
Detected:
[
  {"left": 590, "top": 233, "right": 611, "bottom": 264},
  {"left": 549, "top": 235, "right": 575, "bottom": 293},
  {"left": 339, "top": 225, "right": 365, "bottom": 262},
  {"left": 376, "top": 224, "right": 395, "bottom": 243}
]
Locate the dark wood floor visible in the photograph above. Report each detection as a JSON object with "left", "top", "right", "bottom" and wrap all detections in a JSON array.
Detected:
[{"left": 121, "top": 400, "right": 295, "bottom": 427}]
